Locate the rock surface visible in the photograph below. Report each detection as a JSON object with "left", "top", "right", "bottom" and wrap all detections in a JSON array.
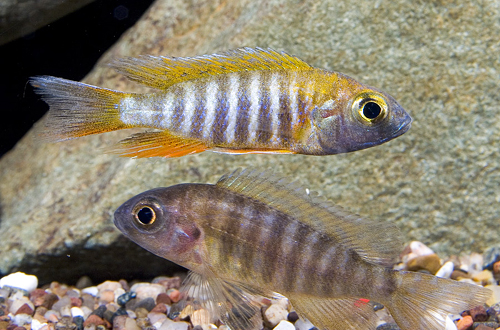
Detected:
[
  {"left": 1, "top": 0, "right": 499, "bottom": 280},
  {"left": 0, "top": 0, "right": 95, "bottom": 45}
]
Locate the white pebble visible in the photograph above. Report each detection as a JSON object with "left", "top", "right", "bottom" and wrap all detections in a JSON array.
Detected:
[
  {"left": 264, "top": 304, "right": 288, "bottom": 328},
  {"left": 149, "top": 312, "right": 167, "bottom": 326},
  {"left": 445, "top": 315, "right": 458, "bottom": 330},
  {"left": 436, "top": 261, "right": 454, "bottom": 278},
  {"left": 485, "top": 284, "right": 500, "bottom": 306},
  {"left": 125, "top": 317, "right": 141, "bottom": 330},
  {"left": 97, "top": 280, "right": 122, "bottom": 293},
  {"left": 294, "top": 317, "right": 315, "bottom": 330},
  {"left": 410, "top": 241, "right": 434, "bottom": 256},
  {"left": 158, "top": 318, "right": 190, "bottom": 330},
  {"left": 13, "top": 313, "right": 32, "bottom": 326},
  {"left": 191, "top": 309, "right": 211, "bottom": 326},
  {"left": 80, "top": 306, "right": 93, "bottom": 319},
  {"left": 0, "top": 272, "right": 38, "bottom": 293},
  {"left": 61, "top": 305, "right": 72, "bottom": 317},
  {"left": 8, "top": 296, "right": 34, "bottom": 314},
  {"left": 31, "top": 318, "right": 47, "bottom": 330},
  {"left": 82, "top": 286, "right": 99, "bottom": 296},
  {"left": 271, "top": 297, "right": 290, "bottom": 310},
  {"left": 114, "top": 287, "right": 126, "bottom": 304},
  {"left": 71, "top": 307, "right": 84, "bottom": 318},
  {"left": 130, "top": 283, "right": 165, "bottom": 300},
  {"left": 274, "top": 320, "right": 295, "bottom": 330}
]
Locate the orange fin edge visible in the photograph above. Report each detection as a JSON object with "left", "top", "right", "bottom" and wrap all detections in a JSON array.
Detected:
[{"left": 106, "top": 131, "right": 206, "bottom": 158}]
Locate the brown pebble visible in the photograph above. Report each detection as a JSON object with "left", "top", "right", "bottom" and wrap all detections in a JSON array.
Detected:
[
  {"left": 470, "top": 305, "right": 489, "bottom": 322},
  {"left": 154, "top": 277, "right": 182, "bottom": 290},
  {"left": 134, "top": 307, "right": 149, "bottom": 319},
  {"left": 150, "top": 303, "right": 167, "bottom": 314},
  {"left": 50, "top": 282, "right": 68, "bottom": 298},
  {"left": 30, "top": 289, "right": 48, "bottom": 307},
  {"left": 112, "top": 315, "right": 127, "bottom": 330},
  {"left": 456, "top": 315, "right": 473, "bottom": 330},
  {"left": 135, "top": 317, "right": 152, "bottom": 329},
  {"left": 35, "top": 306, "right": 48, "bottom": 316},
  {"left": 118, "top": 280, "right": 129, "bottom": 292},
  {"left": 84, "top": 314, "right": 107, "bottom": 327},
  {"left": 75, "top": 276, "right": 93, "bottom": 290},
  {"left": 70, "top": 297, "right": 82, "bottom": 308},
  {"left": 33, "top": 312, "right": 48, "bottom": 324},
  {"left": 474, "top": 325, "right": 495, "bottom": 330},
  {"left": 406, "top": 254, "right": 442, "bottom": 274},
  {"left": 451, "top": 269, "right": 471, "bottom": 280},
  {"left": 41, "top": 293, "right": 59, "bottom": 309},
  {"left": 287, "top": 311, "right": 299, "bottom": 323},
  {"left": 15, "top": 303, "right": 33, "bottom": 316},
  {"left": 168, "top": 289, "right": 181, "bottom": 303},
  {"left": 493, "top": 261, "right": 500, "bottom": 274},
  {"left": 156, "top": 293, "right": 171, "bottom": 305},
  {"left": 99, "top": 291, "right": 115, "bottom": 304}
]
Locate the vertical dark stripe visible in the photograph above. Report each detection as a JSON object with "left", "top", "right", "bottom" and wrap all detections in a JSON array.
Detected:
[
  {"left": 212, "top": 77, "right": 229, "bottom": 145},
  {"left": 260, "top": 210, "right": 289, "bottom": 284},
  {"left": 283, "top": 223, "right": 311, "bottom": 292},
  {"left": 278, "top": 75, "right": 293, "bottom": 148},
  {"left": 257, "top": 73, "right": 272, "bottom": 144},
  {"left": 189, "top": 83, "right": 205, "bottom": 139},
  {"left": 235, "top": 78, "right": 251, "bottom": 145}
]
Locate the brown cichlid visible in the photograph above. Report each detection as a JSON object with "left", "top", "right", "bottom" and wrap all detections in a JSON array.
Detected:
[
  {"left": 31, "top": 48, "right": 411, "bottom": 158},
  {"left": 114, "top": 169, "right": 490, "bottom": 330}
]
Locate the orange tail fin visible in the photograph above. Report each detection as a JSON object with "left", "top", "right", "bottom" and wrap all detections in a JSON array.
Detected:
[{"left": 30, "top": 76, "right": 128, "bottom": 141}]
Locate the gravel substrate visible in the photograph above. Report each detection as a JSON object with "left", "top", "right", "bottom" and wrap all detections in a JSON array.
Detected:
[{"left": 1, "top": 241, "right": 499, "bottom": 330}]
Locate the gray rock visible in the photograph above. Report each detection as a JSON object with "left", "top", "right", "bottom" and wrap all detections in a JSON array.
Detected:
[
  {"left": 0, "top": 0, "right": 95, "bottom": 45},
  {"left": 1, "top": 0, "right": 500, "bottom": 281}
]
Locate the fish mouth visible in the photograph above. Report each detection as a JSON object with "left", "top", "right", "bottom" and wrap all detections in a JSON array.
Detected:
[{"left": 393, "top": 116, "right": 412, "bottom": 137}]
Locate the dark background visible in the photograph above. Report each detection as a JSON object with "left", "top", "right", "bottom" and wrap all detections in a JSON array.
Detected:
[{"left": 0, "top": 0, "right": 155, "bottom": 158}]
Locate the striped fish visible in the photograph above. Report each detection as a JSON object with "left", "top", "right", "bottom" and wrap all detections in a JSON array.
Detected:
[
  {"left": 114, "top": 169, "right": 490, "bottom": 330},
  {"left": 30, "top": 48, "right": 411, "bottom": 158}
]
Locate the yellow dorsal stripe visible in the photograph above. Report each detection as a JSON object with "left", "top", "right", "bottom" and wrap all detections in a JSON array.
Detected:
[{"left": 111, "top": 47, "right": 313, "bottom": 90}]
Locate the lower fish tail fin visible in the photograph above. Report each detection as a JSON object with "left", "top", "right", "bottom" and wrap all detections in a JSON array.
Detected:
[
  {"left": 30, "top": 76, "right": 128, "bottom": 141},
  {"left": 386, "top": 271, "right": 491, "bottom": 330}
]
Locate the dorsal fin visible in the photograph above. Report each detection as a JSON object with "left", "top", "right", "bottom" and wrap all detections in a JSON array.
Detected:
[
  {"left": 111, "top": 47, "right": 313, "bottom": 90},
  {"left": 216, "top": 168, "right": 402, "bottom": 267}
]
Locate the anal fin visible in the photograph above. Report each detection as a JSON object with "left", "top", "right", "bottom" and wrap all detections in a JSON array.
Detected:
[
  {"left": 288, "top": 293, "right": 379, "bottom": 330},
  {"left": 107, "top": 131, "right": 206, "bottom": 158}
]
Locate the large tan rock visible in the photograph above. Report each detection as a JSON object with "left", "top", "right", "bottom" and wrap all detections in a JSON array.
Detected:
[{"left": 1, "top": 0, "right": 499, "bottom": 281}]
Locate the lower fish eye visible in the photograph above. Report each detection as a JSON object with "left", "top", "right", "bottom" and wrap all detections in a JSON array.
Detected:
[
  {"left": 362, "top": 102, "right": 382, "bottom": 119},
  {"left": 135, "top": 206, "right": 156, "bottom": 225}
]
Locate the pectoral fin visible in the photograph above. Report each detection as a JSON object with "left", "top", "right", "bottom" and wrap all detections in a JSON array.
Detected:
[{"left": 177, "top": 270, "right": 274, "bottom": 330}]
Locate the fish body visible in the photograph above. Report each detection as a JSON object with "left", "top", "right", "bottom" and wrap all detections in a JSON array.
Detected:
[
  {"left": 31, "top": 48, "right": 412, "bottom": 158},
  {"left": 114, "top": 169, "right": 490, "bottom": 330}
]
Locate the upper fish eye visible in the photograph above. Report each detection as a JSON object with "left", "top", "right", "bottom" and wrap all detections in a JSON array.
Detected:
[
  {"left": 352, "top": 93, "right": 388, "bottom": 125},
  {"left": 362, "top": 102, "right": 381, "bottom": 119},
  {"left": 134, "top": 205, "right": 156, "bottom": 225}
]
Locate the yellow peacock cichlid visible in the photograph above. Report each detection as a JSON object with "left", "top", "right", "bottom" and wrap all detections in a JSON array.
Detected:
[
  {"left": 31, "top": 48, "right": 411, "bottom": 158},
  {"left": 114, "top": 169, "right": 490, "bottom": 330}
]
